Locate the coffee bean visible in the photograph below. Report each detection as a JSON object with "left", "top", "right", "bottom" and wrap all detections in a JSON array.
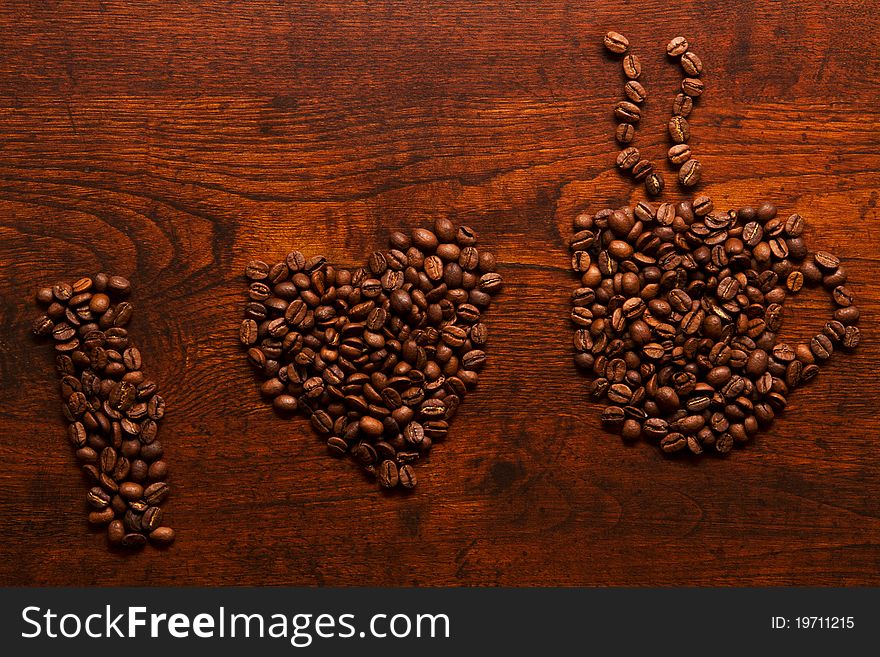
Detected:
[
  {"left": 245, "top": 260, "right": 270, "bottom": 280},
  {"left": 814, "top": 251, "right": 840, "bottom": 270},
  {"left": 52, "top": 322, "right": 76, "bottom": 342},
  {"left": 625, "top": 80, "right": 647, "bottom": 104},
  {"left": 87, "top": 487, "right": 111, "bottom": 508},
  {"left": 106, "top": 276, "right": 131, "bottom": 295},
  {"left": 834, "top": 305, "right": 859, "bottom": 325},
  {"left": 668, "top": 116, "right": 690, "bottom": 143},
  {"left": 631, "top": 159, "right": 654, "bottom": 181},
  {"left": 786, "top": 360, "right": 804, "bottom": 388},
  {"left": 123, "top": 347, "right": 142, "bottom": 371},
  {"left": 616, "top": 123, "right": 635, "bottom": 144},
  {"left": 667, "top": 143, "right": 692, "bottom": 166},
  {"left": 149, "top": 526, "right": 175, "bottom": 545},
  {"left": 784, "top": 213, "right": 805, "bottom": 237},
  {"left": 113, "top": 302, "right": 133, "bottom": 327},
  {"left": 53, "top": 282, "right": 73, "bottom": 302},
  {"left": 239, "top": 319, "right": 258, "bottom": 345},
  {"left": 645, "top": 172, "right": 665, "bottom": 197},
  {"left": 119, "top": 481, "right": 144, "bottom": 501},
  {"left": 822, "top": 320, "right": 846, "bottom": 343},
  {"left": 681, "top": 51, "right": 703, "bottom": 76},
  {"left": 842, "top": 326, "right": 860, "bottom": 349},
  {"left": 147, "top": 395, "right": 166, "bottom": 421},
  {"left": 672, "top": 93, "right": 694, "bottom": 118},
  {"left": 399, "top": 464, "right": 417, "bottom": 489},
  {"left": 660, "top": 432, "right": 687, "bottom": 453},
  {"left": 786, "top": 271, "right": 804, "bottom": 292},
  {"left": 681, "top": 78, "right": 704, "bottom": 97},
  {"left": 679, "top": 159, "right": 702, "bottom": 186},
  {"left": 601, "top": 406, "right": 626, "bottom": 428},
  {"left": 832, "top": 285, "right": 854, "bottom": 307},
  {"left": 121, "top": 533, "right": 147, "bottom": 548},
  {"left": 622, "top": 54, "right": 641, "bottom": 79},
  {"left": 36, "top": 287, "right": 55, "bottom": 304},
  {"left": 616, "top": 147, "right": 640, "bottom": 170},
  {"left": 693, "top": 195, "right": 714, "bottom": 216},
  {"left": 614, "top": 101, "right": 641, "bottom": 123},
  {"left": 604, "top": 31, "right": 629, "bottom": 54},
  {"left": 378, "top": 459, "right": 399, "bottom": 488},
  {"left": 144, "top": 482, "right": 169, "bottom": 505},
  {"left": 810, "top": 334, "right": 833, "bottom": 360},
  {"left": 666, "top": 36, "right": 689, "bottom": 56}
]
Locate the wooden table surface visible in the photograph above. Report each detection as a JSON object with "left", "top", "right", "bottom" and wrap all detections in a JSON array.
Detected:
[{"left": 0, "top": 1, "right": 878, "bottom": 587}]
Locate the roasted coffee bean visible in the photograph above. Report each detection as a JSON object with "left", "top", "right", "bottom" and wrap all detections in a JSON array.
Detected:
[
  {"left": 668, "top": 143, "right": 691, "bottom": 165},
  {"left": 625, "top": 80, "right": 648, "bottom": 103},
  {"left": 631, "top": 159, "right": 654, "bottom": 181},
  {"left": 614, "top": 101, "right": 641, "bottom": 123},
  {"left": 143, "top": 482, "right": 169, "bottom": 505},
  {"left": 616, "top": 147, "right": 640, "bottom": 170},
  {"left": 147, "top": 395, "right": 166, "bottom": 420},
  {"left": 810, "top": 334, "right": 833, "bottom": 360},
  {"left": 679, "top": 159, "right": 701, "bottom": 186},
  {"left": 616, "top": 123, "right": 635, "bottom": 144},
  {"left": 692, "top": 195, "right": 713, "bottom": 216},
  {"left": 660, "top": 432, "right": 687, "bottom": 453},
  {"left": 681, "top": 77, "right": 704, "bottom": 97},
  {"left": 87, "top": 487, "right": 111, "bottom": 509},
  {"left": 239, "top": 319, "right": 258, "bottom": 345},
  {"left": 123, "top": 347, "right": 142, "bottom": 371},
  {"left": 681, "top": 51, "right": 703, "bottom": 76},
  {"left": 398, "top": 464, "right": 417, "bottom": 489},
  {"left": 121, "top": 533, "right": 147, "bottom": 548},
  {"left": 604, "top": 31, "right": 629, "bottom": 54},
  {"left": 645, "top": 172, "right": 665, "bottom": 197},
  {"left": 113, "top": 302, "right": 134, "bottom": 327},
  {"left": 245, "top": 260, "right": 270, "bottom": 280},
  {"left": 786, "top": 271, "right": 804, "bottom": 292},
  {"left": 149, "top": 526, "right": 175, "bottom": 545},
  {"left": 377, "top": 460, "right": 399, "bottom": 488},
  {"left": 621, "top": 418, "right": 642, "bottom": 440},
  {"left": 666, "top": 36, "right": 688, "bottom": 56},
  {"left": 668, "top": 116, "right": 690, "bottom": 143},
  {"left": 842, "top": 326, "right": 860, "bottom": 349},
  {"left": 119, "top": 481, "right": 144, "bottom": 501},
  {"left": 814, "top": 251, "right": 840, "bottom": 270},
  {"left": 601, "top": 406, "right": 626, "bottom": 428},
  {"left": 832, "top": 285, "right": 854, "bottom": 307},
  {"left": 672, "top": 93, "right": 693, "bottom": 118},
  {"left": 32, "top": 315, "right": 55, "bottom": 336},
  {"left": 643, "top": 417, "right": 669, "bottom": 439},
  {"left": 141, "top": 506, "right": 163, "bottom": 532},
  {"left": 834, "top": 306, "right": 859, "bottom": 324},
  {"left": 622, "top": 54, "right": 641, "bottom": 79}
]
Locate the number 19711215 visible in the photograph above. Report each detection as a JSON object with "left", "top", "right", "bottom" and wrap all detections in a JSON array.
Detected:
[{"left": 796, "top": 617, "right": 854, "bottom": 629}]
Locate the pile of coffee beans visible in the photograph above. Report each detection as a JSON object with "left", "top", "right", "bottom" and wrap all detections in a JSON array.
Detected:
[
  {"left": 604, "top": 32, "right": 705, "bottom": 196},
  {"left": 32, "top": 275, "right": 174, "bottom": 547},
  {"left": 569, "top": 198, "right": 860, "bottom": 454},
  {"left": 241, "top": 218, "right": 501, "bottom": 489}
]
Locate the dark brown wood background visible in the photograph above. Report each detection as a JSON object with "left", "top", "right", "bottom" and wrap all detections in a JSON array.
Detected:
[{"left": 0, "top": 1, "right": 878, "bottom": 586}]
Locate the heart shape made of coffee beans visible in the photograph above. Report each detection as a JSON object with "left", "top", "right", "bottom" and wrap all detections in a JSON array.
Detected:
[
  {"left": 569, "top": 196, "right": 861, "bottom": 455},
  {"left": 241, "top": 218, "right": 502, "bottom": 489}
]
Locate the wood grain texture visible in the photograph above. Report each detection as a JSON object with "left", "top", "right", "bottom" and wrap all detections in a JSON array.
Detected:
[{"left": 0, "top": 0, "right": 878, "bottom": 586}]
